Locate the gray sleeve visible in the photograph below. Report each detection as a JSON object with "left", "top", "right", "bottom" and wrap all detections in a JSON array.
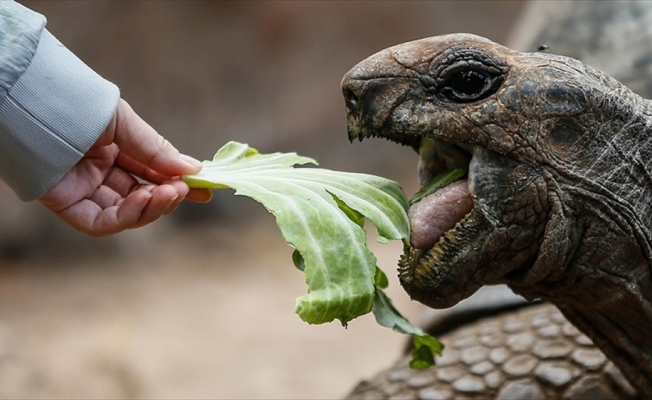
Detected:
[{"left": 0, "top": 1, "right": 120, "bottom": 201}]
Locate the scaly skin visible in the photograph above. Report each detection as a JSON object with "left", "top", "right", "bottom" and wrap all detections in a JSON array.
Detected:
[
  {"left": 341, "top": 34, "right": 652, "bottom": 393},
  {"left": 347, "top": 302, "right": 637, "bottom": 399}
]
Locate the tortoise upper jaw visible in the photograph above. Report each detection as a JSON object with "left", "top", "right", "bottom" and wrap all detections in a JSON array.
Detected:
[
  {"left": 342, "top": 75, "right": 423, "bottom": 150},
  {"left": 341, "top": 39, "right": 433, "bottom": 148}
]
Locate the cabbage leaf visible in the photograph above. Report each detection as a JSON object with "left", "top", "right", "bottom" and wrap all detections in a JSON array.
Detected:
[{"left": 183, "top": 141, "right": 442, "bottom": 366}]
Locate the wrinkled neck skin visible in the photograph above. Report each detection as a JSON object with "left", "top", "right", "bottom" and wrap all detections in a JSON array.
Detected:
[{"left": 510, "top": 80, "right": 652, "bottom": 393}]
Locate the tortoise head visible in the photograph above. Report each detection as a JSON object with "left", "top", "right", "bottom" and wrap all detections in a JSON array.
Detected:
[{"left": 341, "top": 33, "right": 652, "bottom": 310}]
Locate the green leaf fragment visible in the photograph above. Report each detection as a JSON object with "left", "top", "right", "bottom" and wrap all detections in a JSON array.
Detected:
[
  {"left": 409, "top": 168, "right": 467, "bottom": 206},
  {"left": 374, "top": 268, "right": 389, "bottom": 289},
  {"left": 373, "top": 288, "right": 443, "bottom": 369},
  {"left": 410, "top": 342, "right": 435, "bottom": 370},
  {"left": 372, "top": 288, "right": 420, "bottom": 335},
  {"left": 411, "top": 334, "right": 444, "bottom": 370}
]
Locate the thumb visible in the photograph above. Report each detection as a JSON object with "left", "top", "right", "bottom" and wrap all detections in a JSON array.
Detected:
[{"left": 107, "top": 99, "right": 202, "bottom": 176}]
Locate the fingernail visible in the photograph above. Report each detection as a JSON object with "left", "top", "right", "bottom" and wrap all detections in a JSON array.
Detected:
[{"left": 180, "top": 154, "right": 203, "bottom": 171}]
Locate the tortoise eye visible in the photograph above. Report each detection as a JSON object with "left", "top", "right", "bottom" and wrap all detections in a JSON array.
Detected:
[
  {"left": 438, "top": 67, "right": 503, "bottom": 103},
  {"left": 449, "top": 70, "right": 488, "bottom": 96}
]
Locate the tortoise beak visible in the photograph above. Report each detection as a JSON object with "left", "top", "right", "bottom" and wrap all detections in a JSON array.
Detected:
[{"left": 341, "top": 47, "right": 426, "bottom": 149}]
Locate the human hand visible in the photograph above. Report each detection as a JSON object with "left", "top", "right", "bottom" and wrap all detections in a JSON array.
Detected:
[{"left": 39, "top": 99, "right": 212, "bottom": 236}]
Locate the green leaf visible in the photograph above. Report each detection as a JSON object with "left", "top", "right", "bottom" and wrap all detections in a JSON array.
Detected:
[
  {"left": 183, "top": 141, "right": 409, "bottom": 325},
  {"left": 409, "top": 168, "right": 467, "bottom": 206},
  {"left": 372, "top": 288, "right": 444, "bottom": 369},
  {"left": 411, "top": 335, "right": 444, "bottom": 370},
  {"left": 374, "top": 268, "right": 389, "bottom": 289},
  {"left": 410, "top": 343, "right": 435, "bottom": 370},
  {"left": 183, "top": 141, "right": 442, "bottom": 369}
]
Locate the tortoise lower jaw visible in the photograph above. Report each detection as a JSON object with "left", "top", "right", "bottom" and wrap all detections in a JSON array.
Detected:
[{"left": 398, "top": 206, "right": 491, "bottom": 309}]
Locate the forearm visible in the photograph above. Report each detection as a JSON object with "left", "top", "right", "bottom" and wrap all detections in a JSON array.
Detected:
[{"left": 0, "top": 1, "right": 120, "bottom": 201}]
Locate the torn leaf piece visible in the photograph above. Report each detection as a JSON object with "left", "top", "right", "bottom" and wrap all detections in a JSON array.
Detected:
[
  {"left": 409, "top": 168, "right": 467, "bottom": 206},
  {"left": 372, "top": 289, "right": 444, "bottom": 369}
]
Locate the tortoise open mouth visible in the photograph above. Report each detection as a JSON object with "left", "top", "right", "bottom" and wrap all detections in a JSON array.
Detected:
[
  {"left": 343, "top": 91, "right": 494, "bottom": 308},
  {"left": 341, "top": 82, "right": 496, "bottom": 306},
  {"left": 395, "top": 137, "right": 483, "bottom": 296},
  {"left": 408, "top": 138, "right": 473, "bottom": 251},
  {"left": 341, "top": 82, "right": 480, "bottom": 266}
]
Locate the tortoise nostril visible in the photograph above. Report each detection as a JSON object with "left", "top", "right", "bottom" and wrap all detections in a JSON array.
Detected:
[{"left": 342, "top": 87, "right": 360, "bottom": 113}]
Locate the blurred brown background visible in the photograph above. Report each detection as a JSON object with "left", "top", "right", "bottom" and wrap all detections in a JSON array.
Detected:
[{"left": 0, "top": 1, "right": 523, "bottom": 398}]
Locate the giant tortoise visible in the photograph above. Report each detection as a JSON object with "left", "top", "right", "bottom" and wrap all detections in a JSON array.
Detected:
[{"left": 342, "top": 1, "right": 652, "bottom": 398}]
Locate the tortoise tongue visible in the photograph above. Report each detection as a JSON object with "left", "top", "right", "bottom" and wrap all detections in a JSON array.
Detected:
[{"left": 408, "top": 179, "right": 473, "bottom": 250}]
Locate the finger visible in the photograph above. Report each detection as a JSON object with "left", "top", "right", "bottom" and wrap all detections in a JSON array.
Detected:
[
  {"left": 153, "top": 180, "right": 188, "bottom": 216},
  {"left": 60, "top": 184, "right": 182, "bottom": 236},
  {"left": 162, "top": 180, "right": 190, "bottom": 215},
  {"left": 162, "top": 176, "right": 213, "bottom": 203},
  {"left": 163, "top": 198, "right": 183, "bottom": 215},
  {"left": 112, "top": 100, "right": 202, "bottom": 176},
  {"left": 114, "top": 151, "right": 173, "bottom": 185},
  {"left": 186, "top": 188, "right": 213, "bottom": 203},
  {"left": 132, "top": 184, "right": 180, "bottom": 228},
  {"left": 149, "top": 179, "right": 211, "bottom": 205},
  {"left": 54, "top": 190, "right": 152, "bottom": 237}
]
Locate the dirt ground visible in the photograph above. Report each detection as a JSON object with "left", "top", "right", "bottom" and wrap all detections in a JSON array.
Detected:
[{"left": 0, "top": 217, "right": 427, "bottom": 399}]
